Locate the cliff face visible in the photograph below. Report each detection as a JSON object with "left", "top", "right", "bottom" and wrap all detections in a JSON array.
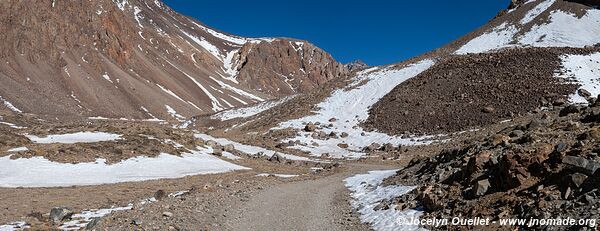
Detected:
[{"left": 0, "top": 0, "right": 347, "bottom": 119}]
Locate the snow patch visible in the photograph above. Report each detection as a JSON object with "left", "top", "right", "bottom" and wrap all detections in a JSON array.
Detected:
[
  {"left": 6, "top": 147, "right": 28, "bottom": 152},
  {"left": 520, "top": 0, "right": 556, "bottom": 24},
  {"left": 0, "top": 96, "right": 22, "bottom": 113},
  {"left": 455, "top": 22, "right": 518, "bottom": 54},
  {"left": 0, "top": 221, "right": 29, "bottom": 231},
  {"left": 275, "top": 60, "right": 436, "bottom": 158},
  {"left": 211, "top": 96, "right": 295, "bottom": 121},
  {"left": 25, "top": 132, "right": 122, "bottom": 144},
  {"left": 345, "top": 170, "right": 424, "bottom": 231},
  {"left": 519, "top": 9, "right": 600, "bottom": 47},
  {"left": 0, "top": 149, "right": 249, "bottom": 188},
  {"left": 59, "top": 205, "right": 133, "bottom": 230},
  {"left": 556, "top": 52, "right": 600, "bottom": 104},
  {"left": 165, "top": 105, "right": 185, "bottom": 121},
  {"left": 256, "top": 173, "right": 299, "bottom": 178}
]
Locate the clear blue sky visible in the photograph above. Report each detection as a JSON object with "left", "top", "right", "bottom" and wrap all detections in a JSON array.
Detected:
[{"left": 162, "top": 0, "right": 510, "bottom": 66}]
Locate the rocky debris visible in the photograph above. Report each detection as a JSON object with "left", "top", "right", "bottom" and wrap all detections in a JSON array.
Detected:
[
  {"left": 389, "top": 102, "right": 600, "bottom": 230},
  {"left": 365, "top": 48, "right": 583, "bottom": 135},
  {"left": 49, "top": 207, "right": 74, "bottom": 223}
]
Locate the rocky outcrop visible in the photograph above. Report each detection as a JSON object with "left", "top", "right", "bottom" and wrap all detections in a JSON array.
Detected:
[
  {"left": 391, "top": 100, "right": 600, "bottom": 230},
  {"left": 234, "top": 40, "right": 348, "bottom": 97},
  {"left": 344, "top": 60, "right": 369, "bottom": 72}
]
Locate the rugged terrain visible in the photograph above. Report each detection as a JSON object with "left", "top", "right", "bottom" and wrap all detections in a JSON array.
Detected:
[
  {"left": 2, "top": 0, "right": 600, "bottom": 230},
  {"left": 0, "top": 0, "right": 347, "bottom": 119}
]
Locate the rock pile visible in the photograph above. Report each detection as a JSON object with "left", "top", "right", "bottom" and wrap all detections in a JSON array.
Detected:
[{"left": 391, "top": 99, "right": 600, "bottom": 229}]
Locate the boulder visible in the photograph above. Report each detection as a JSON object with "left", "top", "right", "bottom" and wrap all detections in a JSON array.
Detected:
[
  {"left": 482, "top": 106, "right": 495, "bottom": 113},
  {"left": 50, "top": 207, "right": 74, "bottom": 223},
  {"left": 568, "top": 173, "right": 588, "bottom": 188},
  {"left": 366, "top": 143, "right": 381, "bottom": 151},
  {"left": 340, "top": 132, "right": 349, "bottom": 138},
  {"left": 381, "top": 143, "right": 395, "bottom": 152},
  {"left": 562, "top": 156, "right": 600, "bottom": 175},
  {"left": 337, "top": 143, "right": 349, "bottom": 149},
  {"left": 212, "top": 148, "right": 223, "bottom": 156},
  {"left": 559, "top": 105, "right": 581, "bottom": 117},
  {"left": 269, "top": 153, "right": 284, "bottom": 162},
  {"left": 304, "top": 123, "right": 317, "bottom": 132},
  {"left": 223, "top": 144, "right": 235, "bottom": 152},
  {"left": 206, "top": 140, "right": 218, "bottom": 148},
  {"left": 473, "top": 179, "right": 491, "bottom": 197}
]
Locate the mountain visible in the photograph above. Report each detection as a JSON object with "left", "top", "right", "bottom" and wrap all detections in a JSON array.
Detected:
[
  {"left": 0, "top": 0, "right": 347, "bottom": 120},
  {"left": 201, "top": 0, "right": 600, "bottom": 158}
]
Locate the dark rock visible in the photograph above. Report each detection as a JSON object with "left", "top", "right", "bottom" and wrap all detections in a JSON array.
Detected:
[
  {"left": 578, "top": 89, "right": 592, "bottom": 99},
  {"left": 510, "top": 130, "right": 524, "bottom": 137},
  {"left": 381, "top": 143, "right": 395, "bottom": 152},
  {"left": 154, "top": 189, "right": 166, "bottom": 201},
  {"left": 50, "top": 207, "right": 74, "bottom": 223},
  {"left": 482, "top": 106, "right": 495, "bottom": 113},
  {"left": 340, "top": 132, "right": 349, "bottom": 138},
  {"left": 559, "top": 105, "right": 581, "bottom": 117},
  {"left": 87, "top": 217, "right": 102, "bottom": 229},
  {"left": 337, "top": 143, "right": 349, "bottom": 149},
  {"left": 562, "top": 156, "right": 600, "bottom": 175},
  {"left": 269, "top": 153, "right": 284, "bottom": 163},
  {"left": 568, "top": 173, "right": 588, "bottom": 188},
  {"left": 304, "top": 123, "right": 317, "bottom": 132},
  {"left": 329, "top": 131, "right": 338, "bottom": 138},
  {"left": 555, "top": 143, "right": 568, "bottom": 153}
]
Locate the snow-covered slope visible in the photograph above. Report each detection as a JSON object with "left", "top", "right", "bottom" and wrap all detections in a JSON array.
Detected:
[
  {"left": 0, "top": 0, "right": 347, "bottom": 119},
  {"left": 456, "top": 0, "right": 600, "bottom": 54},
  {"left": 273, "top": 60, "right": 437, "bottom": 158}
]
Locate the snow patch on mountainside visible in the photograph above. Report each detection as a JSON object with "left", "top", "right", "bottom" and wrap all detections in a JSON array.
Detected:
[
  {"left": 520, "top": 0, "right": 556, "bottom": 24},
  {"left": 455, "top": 22, "right": 519, "bottom": 54},
  {"left": 0, "top": 96, "right": 22, "bottom": 113},
  {"left": 275, "top": 60, "right": 436, "bottom": 158},
  {"left": 457, "top": 1, "right": 600, "bottom": 54},
  {"left": 556, "top": 52, "right": 600, "bottom": 103},
  {"left": 345, "top": 170, "right": 424, "bottom": 231},
  {"left": 25, "top": 132, "right": 122, "bottom": 144},
  {"left": 0, "top": 147, "right": 248, "bottom": 188},
  {"left": 211, "top": 96, "right": 295, "bottom": 121},
  {"left": 519, "top": 9, "right": 600, "bottom": 47}
]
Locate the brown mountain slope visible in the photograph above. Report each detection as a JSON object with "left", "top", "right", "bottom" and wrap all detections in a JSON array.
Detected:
[{"left": 0, "top": 0, "right": 347, "bottom": 119}]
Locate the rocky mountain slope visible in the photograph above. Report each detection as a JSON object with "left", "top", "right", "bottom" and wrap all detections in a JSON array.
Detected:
[{"left": 0, "top": 0, "right": 347, "bottom": 119}]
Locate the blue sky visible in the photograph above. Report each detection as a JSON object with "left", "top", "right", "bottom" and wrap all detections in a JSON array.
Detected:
[{"left": 162, "top": 0, "right": 509, "bottom": 66}]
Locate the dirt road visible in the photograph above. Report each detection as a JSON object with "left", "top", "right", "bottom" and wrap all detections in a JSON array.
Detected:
[{"left": 225, "top": 164, "right": 391, "bottom": 231}]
